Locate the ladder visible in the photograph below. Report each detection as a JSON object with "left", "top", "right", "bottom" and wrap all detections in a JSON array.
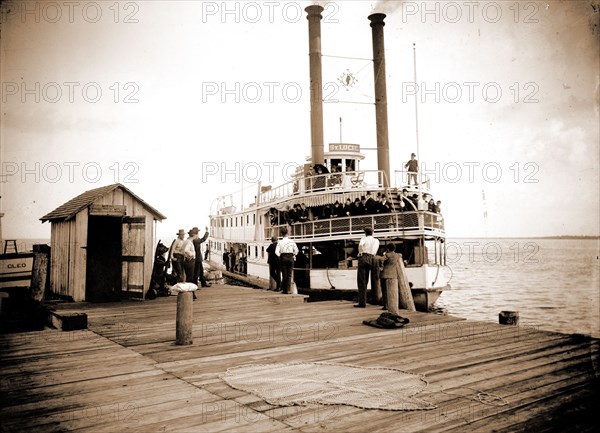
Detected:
[{"left": 3, "top": 240, "right": 17, "bottom": 254}]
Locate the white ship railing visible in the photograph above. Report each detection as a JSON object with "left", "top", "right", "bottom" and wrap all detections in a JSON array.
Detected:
[
  {"left": 393, "top": 170, "right": 431, "bottom": 192},
  {"left": 264, "top": 211, "right": 444, "bottom": 241},
  {"left": 257, "top": 170, "right": 387, "bottom": 206}
]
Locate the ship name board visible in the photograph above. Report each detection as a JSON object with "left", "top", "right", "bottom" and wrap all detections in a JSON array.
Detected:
[{"left": 329, "top": 143, "right": 360, "bottom": 152}]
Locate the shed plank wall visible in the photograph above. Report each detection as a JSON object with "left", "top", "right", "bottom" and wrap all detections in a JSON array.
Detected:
[{"left": 72, "top": 209, "right": 88, "bottom": 301}]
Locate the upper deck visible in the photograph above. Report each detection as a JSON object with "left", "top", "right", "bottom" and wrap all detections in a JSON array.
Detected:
[{"left": 209, "top": 168, "right": 444, "bottom": 243}]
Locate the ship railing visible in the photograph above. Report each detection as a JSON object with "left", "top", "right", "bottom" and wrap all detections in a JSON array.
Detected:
[
  {"left": 264, "top": 211, "right": 444, "bottom": 240},
  {"left": 257, "top": 170, "right": 387, "bottom": 205},
  {"left": 393, "top": 170, "right": 431, "bottom": 192}
]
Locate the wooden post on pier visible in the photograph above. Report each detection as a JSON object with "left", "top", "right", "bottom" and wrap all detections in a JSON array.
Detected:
[
  {"left": 499, "top": 311, "right": 519, "bottom": 325},
  {"left": 396, "top": 260, "right": 416, "bottom": 311},
  {"left": 31, "top": 244, "right": 50, "bottom": 303},
  {"left": 176, "top": 292, "right": 193, "bottom": 345}
]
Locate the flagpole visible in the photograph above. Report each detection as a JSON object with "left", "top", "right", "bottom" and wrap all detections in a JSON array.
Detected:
[{"left": 413, "top": 43, "right": 421, "bottom": 197}]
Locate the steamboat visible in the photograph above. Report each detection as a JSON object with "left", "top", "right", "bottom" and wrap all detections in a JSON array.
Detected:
[{"left": 207, "top": 7, "right": 451, "bottom": 311}]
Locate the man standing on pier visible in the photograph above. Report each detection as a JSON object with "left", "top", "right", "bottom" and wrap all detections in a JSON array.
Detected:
[
  {"left": 192, "top": 226, "right": 211, "bottom": 288},
  {"left": 275, "top": 227, "right": 298, "bottom": 294},
  {"left": 266, "top": 236, "right": 281, "bottom": 291},
  {"left": 169, "top": 229, "right": 187, "bottom": 283},
  {"left": 355, "top": 227, "right": 381, "bottom": 308}
]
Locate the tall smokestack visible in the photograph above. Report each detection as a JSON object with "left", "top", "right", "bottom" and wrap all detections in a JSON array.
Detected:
[
  {"left": 368, "top": 13, "right": 390, "bottom": 187},
  {"left": 305, "top": 5, "right": 325, "bottom": 165}
]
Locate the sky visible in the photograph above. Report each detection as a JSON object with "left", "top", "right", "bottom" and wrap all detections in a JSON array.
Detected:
[{"left": 0, "top": 0, "right": 599, "bottom": 240}]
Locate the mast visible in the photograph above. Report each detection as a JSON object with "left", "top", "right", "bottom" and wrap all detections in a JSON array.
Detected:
[{"left": 413, "top": 43, "right": 422, "bottom": 197}]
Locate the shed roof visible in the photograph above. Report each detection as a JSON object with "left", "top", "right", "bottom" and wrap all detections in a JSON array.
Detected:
[{"left": 40, "top": 183, "right": 167, "bottom": 222}]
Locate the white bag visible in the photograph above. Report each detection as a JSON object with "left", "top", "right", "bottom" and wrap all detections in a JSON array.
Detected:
[{"left": 171, "top": 282, "right": 198, "bottom": 292}]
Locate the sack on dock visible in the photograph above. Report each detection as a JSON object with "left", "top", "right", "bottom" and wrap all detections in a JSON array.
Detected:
[
  {"left": 363, "top": 312, "right": 410, "bottom": 329},
  {"left": 171, "top": 282, "right": 198, "bottom": 292}
]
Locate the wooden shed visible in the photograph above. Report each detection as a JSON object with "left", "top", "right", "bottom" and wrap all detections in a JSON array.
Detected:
[{"left": 40, "top": 183, "right": 166, "bottom": 302}]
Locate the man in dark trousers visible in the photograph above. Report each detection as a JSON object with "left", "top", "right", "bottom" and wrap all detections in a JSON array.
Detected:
[
  {"left": 275, "top": 227, "right": 298, "bottom": 294},
  {"left": 223, "top": 249, "right": 230, "bottom": 271},
  {"left": 355, "top": 227, "right": 381, "bottom": 308},
  {"left": 192, "top": 226, "right": 211, "bottom": 288},
  {"left": 266, "top": 236, "right": 281, "bottom": 291}
]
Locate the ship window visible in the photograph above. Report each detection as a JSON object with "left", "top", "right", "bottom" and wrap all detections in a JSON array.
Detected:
[
  {"left": 255, "top": 246, "right": 258, "bottom": 257},
  {"left": 253, "top": 214, "right": 255, "bottom": 225},
  {"left": 346, "top": 160, "right": 356, "bottom": 172},
  {"left": 261, "top": 246, "right": 265, "bottom": 258},
  {"left": 330, "top": 159, "right": 342, "bottom": 172},
  {"left": 246, "top": 215, "right": 249, "bottom": 225}
]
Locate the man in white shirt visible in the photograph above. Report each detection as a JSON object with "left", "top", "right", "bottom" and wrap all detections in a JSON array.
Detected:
[
  {"left": 169, "top": 229, "right": 186, "bottom": 283},
  {"left": 182, "top": 229, "right": 197, "bottom": 299},
  {"left": 275, "top": 227, "right": 299, "bottom": 294},
  {"left": 355, "top": 227, "right": 381, "bottom": 308}
]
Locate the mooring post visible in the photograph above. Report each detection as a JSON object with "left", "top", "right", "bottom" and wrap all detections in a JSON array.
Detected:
[
  {"left": 396, "top": 261, "right": 416, "bottom": 311},
  {"left": 499, "top": 311, "right": 519, "bottom": 325},
  {"left": 176, "top": 291, "right": 193, "bottom": 345}
]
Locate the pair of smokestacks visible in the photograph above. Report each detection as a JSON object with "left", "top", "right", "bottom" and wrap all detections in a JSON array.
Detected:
[{"left": 306, "top": 5, "right": 390, "bottom": 187}]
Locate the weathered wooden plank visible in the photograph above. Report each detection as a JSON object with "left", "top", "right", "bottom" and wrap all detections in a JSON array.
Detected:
[{"left": 1, "top": 285, "right": 596, "bottom": 433}]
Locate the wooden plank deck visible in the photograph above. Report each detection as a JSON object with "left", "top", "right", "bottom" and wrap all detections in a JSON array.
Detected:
[{"left": 1, "top": 285, "right": 598, "bottom": 432}]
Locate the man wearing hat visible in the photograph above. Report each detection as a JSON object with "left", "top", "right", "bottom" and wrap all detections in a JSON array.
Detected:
[
  {"left": 404, "top": 152, "right": 418, "bottom": 186},
  {"left": 266, "top": 235, "right": 281, "bottom": 291},
  {"left": 192, "top": 226, "right": 211, "bottom": 288},
  {"left": 169, "top": 229, "right": 187, "bottom": 282}
]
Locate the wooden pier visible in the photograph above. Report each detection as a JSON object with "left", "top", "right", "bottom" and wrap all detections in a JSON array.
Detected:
[{"left": 1, "top": 285, "right": 597, "bottom": 432}]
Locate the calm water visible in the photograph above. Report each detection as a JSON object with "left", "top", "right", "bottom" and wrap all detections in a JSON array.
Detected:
[
  {"left": 436, "top": 238, "right": 600, "bottom": 338},
  {"left": 12, "top": 238, "right": 600, "bottom": 337}
]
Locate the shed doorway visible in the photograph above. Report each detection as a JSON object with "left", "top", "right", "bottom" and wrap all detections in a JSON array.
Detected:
[{"left": 86, "top": 216, "right": 122, "bottom": 302}]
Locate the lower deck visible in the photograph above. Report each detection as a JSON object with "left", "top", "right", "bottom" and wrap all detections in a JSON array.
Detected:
[{"left": 1, "top": 285, "right": 597, "bottom": 432}]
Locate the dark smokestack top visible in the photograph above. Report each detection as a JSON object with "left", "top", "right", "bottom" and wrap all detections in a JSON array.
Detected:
[
  {"left": 305, "top": 4, "right": 324, "bottom": 17},
  {"left": 368, "top": 12, "right": 387, "bottom": 26}
]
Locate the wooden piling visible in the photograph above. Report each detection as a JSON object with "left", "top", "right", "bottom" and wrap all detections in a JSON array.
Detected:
[
  {"left": 396, "top": 260, "right": 416, "bottom": 311},
  {"left": 30, "top": 250, "right": 49, "bottom": 302},
  {"left": 175, "top": 291, "right": 193, "bottom": 345}
]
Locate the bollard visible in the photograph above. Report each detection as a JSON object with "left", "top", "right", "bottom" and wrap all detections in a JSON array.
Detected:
[
  {"left": 499, "top": 311, "right": 519, "bottom": 325},
  {"left": 176, "top": 291, "right": 194, "bottom": 345}
]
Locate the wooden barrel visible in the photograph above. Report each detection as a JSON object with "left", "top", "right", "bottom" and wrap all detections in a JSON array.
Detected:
[{"left": 499, "top": 311, "right": 519, "bottom": 325}]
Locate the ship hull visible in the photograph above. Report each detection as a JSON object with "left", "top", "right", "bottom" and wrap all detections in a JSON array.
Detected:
[{"left": 0, "top": 253, "right": 34, "bottom": 289}]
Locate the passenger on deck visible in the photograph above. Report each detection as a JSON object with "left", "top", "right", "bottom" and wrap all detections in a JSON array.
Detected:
[
  {"left": 405, "top": 152, "right": 418, "bottom": 185},
  {"left": 379, "top": 195, "right": 391, "bottom": 213},
  {"left": 399, "top": 189, "right": 410, "bottom": 212},
  {"left": 365, "top": 192, "right": 376, "bottom": 214},
  {"left": 428, "top": 198, "right": 436, "bottom": 212},
  {"left": 343, "top": 199, "right": 353, "bottom": 216},
  {"left": 286, "top": 205, "right": 297, "bottom": 224},
  {"left": 298, "top": 203, "right": 309, "bottom": 223},
  {"left": 331, "top": 201, "right": 342, "bottom": 218},
  {"left": 435, "top": 200, "right": 442, "bottom": 214},
  {"left": 418, "top": 194, "right": 428, "bottom": 211},
  {"left": 352, "top": 198, "right": 364, "bottom": 216},
  {"left": 321, "top": 203, "right": 332, "bottom": 219}
]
